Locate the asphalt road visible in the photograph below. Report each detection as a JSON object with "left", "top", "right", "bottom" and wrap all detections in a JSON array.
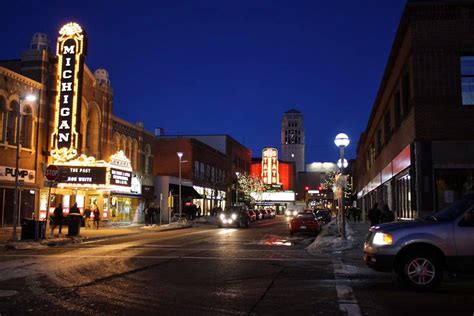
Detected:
[{"left": 0, "top": 217, "right": 473, "bottom": 315}]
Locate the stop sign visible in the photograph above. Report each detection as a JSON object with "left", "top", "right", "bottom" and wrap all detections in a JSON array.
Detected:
[{"left": 45, "top": 165, "right": 60, "bottom": 181}]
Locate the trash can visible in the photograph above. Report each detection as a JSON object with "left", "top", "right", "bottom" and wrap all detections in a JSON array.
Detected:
[
  {"left": 21, "top": 219, "right": 47, "bottom": 240},
  {"left": 67, "top": 213, "right": 82, "bottom": 237},
  {"left": 21, "top": 218, "right": 35, "bottom": 240}
]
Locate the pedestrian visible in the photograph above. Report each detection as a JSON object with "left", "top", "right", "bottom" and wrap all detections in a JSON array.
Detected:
[
  {"left": 69, "top": 202, "right": 80, "bottom": 214},
  {"left": 148, "top": 204, "right": 156, "bottom": 225},
  {"left": 197, "top": 205, "right": 201, "bottom": 218},
  {"left": 368, "top": 203, "right": 382, "bottom": 226},
  {"left": 382, "top": 204, "right": 395, "bottom": 223},
  {"left": 93, "top": 205, "right": 101, "bottom": 230},
  {"left": 143, "top": 206, "right": 150, "bottom": 226},
  {"left": 51, "top": 203, "right": 64, "bottom": 238},
  {"left": 190, "top": 204, "right": 197, "bottom": 220},
  {"left": 355, "top": 207, "right": 362, "bottom": 222},
  {"left": 84, "top": 205, "right": 92, "bottom": 229}
]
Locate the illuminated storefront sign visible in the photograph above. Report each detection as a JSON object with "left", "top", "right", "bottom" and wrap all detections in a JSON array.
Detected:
[
  {"left": 110, "top": 168, "right": 132, "bottom": 187},
  {"left": 0, "top": 166, "right": 36, "bottom": 184},
  {"left": 250, "top": 191, "right": 295, "bottom": 202},
  {"left": 51, "top": 22, "right": 87, "bottom": 161},
  {"left": 262, "top": 147, "right": 279, "bottom": 185},
  {"left": 56, "top": 166, "right": 107, "bottom": 185}
]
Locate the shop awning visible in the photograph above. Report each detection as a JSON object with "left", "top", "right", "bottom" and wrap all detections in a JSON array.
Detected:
[{"left": 169, "top": 184, "right": 203, "bottom": 199}]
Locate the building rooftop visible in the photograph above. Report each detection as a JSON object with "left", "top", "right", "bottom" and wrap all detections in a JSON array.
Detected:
[{"left": 284, "top": 109, "right": 301, "bottom": 114}]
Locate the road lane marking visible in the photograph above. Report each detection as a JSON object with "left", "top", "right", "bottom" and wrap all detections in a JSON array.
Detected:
[
  {"left": 0, "top": 253, "right": 331, "bottom": 262},
  {"left": 332, "top": 259, "right": 362, "bottom": 316}
]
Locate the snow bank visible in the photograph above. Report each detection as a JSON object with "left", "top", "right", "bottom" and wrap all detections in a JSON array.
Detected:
[{"left": 307, "top": 220, "right": 356, "bottom": 255}]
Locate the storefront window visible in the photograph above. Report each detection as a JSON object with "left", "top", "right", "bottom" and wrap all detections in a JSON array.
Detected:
[
  {"left": 110, "top": 196, "right": 132, "bottom": 221},
  {"left": 396, "top": 173, "right": 413, "bottom": 219},
  {"left": 435, "top": 170, "right": 474, "bottom": 210}
]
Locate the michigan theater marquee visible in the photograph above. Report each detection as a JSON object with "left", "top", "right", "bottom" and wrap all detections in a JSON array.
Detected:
[{"left": 0, "top": 21, "right": 155, "bottom": 227}]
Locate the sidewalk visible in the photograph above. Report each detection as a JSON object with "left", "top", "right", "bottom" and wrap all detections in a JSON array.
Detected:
[{"left": 0, "top": 221, "right": 196, "bottom": 249}]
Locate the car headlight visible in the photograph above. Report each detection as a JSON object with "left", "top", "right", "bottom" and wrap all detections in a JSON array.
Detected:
[
  {"left": 285, "top": 210, "right": 291, "bottom": 216},
  {"left": 372, "top": 232, "right": 393, "bottom": 246},
  {"left": 292, "top": 210, "right": 298, "bottom": 216},
  {"left": 220, "top": 214, "right": 225, "bottom": 220},
  {"left": 231, "top": 213, "right": 237, "bottom": 220}
]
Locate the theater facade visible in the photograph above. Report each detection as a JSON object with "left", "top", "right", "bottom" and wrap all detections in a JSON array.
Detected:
[{"left": 0, "top": 22, "right": 155, "bottom": 227}]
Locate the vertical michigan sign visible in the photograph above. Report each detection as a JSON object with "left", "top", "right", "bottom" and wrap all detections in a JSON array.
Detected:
[{"left": 51, "top": 22, "right": 87, "bottom": 162}]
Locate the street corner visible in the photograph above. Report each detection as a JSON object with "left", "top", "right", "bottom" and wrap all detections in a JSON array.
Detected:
[{"left": 306, "top": 221, "right": 360, "bottom": 256}]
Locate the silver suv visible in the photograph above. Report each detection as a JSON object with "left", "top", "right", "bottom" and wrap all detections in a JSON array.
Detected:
[{"left": 364, "top": 195, "right": 474, "bottom": 291}]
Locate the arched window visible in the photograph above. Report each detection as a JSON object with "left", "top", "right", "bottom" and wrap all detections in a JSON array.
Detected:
[
  {"left": 86, "top": 106, "right": 101, "bottom": 157},
  {"left": 126, "top": 137, "right": 132, "bottom": 160},
  {"left": 7, "top": 101, "right": 19, "bottom": 145},
  {"left": 20, "top": 106, "right": 34, "bottom": 148},
  {"left": 132, "top": 139, "right": 138, "bottom": 170},
  {"left": 0, "top": 96, "right": 6, "bottom": 142},
  {"left": 113, "top": 133, "right": 121, "bottom": 153},
  {"left": 121, "top": 135, "right": 127, "bottom": 154}
]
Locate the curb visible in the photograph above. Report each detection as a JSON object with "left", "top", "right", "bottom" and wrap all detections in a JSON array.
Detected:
[{"left": 3, "top": 223, "right": 196, "bottom": 250}]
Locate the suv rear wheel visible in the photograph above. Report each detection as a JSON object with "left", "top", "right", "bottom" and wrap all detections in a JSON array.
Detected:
[{"left": 397, "top": 250, "right": 443, "bottom": 291}]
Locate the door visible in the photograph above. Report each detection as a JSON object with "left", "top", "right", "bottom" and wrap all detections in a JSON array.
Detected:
[{"left": 454, "top": 206, "right": 474, "bottom": 272}]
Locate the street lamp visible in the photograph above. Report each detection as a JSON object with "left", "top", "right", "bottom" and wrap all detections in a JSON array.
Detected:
[
  {"left": 11, "top": 93, "right": 37, "bottom": 241},
  {"left": 334, "top": 133, "right": 350, "bottom": 240},
  {"left": 177, "top": 152, "right": 183, "bottom": 217},
  {"left": 235, "top": 172, "right": 240, "bottom": 206},
  {"left": 337, "top": 159, "right": 349, "bottom": 169}
]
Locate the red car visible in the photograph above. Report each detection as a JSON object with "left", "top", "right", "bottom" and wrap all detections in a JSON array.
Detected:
[
  {"left": 289, "top": 212, "right": 321, "bottom": 236},
  {"left": 247, "top": 210, "right": 257, "bottom": 222}
]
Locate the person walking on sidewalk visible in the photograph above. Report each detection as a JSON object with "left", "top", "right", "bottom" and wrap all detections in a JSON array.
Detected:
[
  {"left": 93, "top": 205, "right": 101, "bottom": 230},
  {"left": 51, "top": 203, "right": 64, "bottom": 237},
  {"left": 84, "top": 206, "right": 92, "bottom": 229},
  {"left": 382, "top": 204, "right": 395, "bottom": 223},
  {"left": 69, "top": 202, "right": 80, "bottom": 214},
  {"left": 368, "top": 203, "right": 382, "bottom": 227}
]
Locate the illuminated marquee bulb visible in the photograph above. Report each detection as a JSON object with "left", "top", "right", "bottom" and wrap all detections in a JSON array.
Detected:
[{"left": 59, "top": 22, "right": 83, "bottom": 36}]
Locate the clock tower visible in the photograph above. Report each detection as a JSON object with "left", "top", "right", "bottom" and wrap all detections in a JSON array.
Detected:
[{"left": 281, "top": 109, "right": 305, "bottom": 174}]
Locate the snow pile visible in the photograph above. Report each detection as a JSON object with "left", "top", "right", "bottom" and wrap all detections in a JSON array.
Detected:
[
  {"left": 307, "top": 220, "right": 356, "bottom": 255},
  {"left": 5, "top": 241, "right": 48, "bottom": 250},
  {"left": 140, "top": 222, "right": 193, "bottom": 230},
  {"left": 194, "top": 216, "right": 217, "bottom": 225}
]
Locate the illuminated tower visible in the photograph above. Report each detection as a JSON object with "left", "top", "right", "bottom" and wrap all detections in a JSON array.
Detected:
[{"left": 281, "top": 109, "right": 305, "bottom": 173}]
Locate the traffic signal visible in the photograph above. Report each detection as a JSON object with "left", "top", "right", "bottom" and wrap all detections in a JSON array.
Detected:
[{"left": 304, "top": 186, "right": 309, "bottom": 191}]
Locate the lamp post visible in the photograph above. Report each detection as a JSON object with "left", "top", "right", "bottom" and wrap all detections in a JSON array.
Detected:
[
  {"left": 235, "top": 172, "right": 240, "bottom": 206},
  {"left": 177, "top": 152, "right": 183, "bottom": 217},
  {"left": 11, "top": 94, "right": 36, "bottom": 241},
  {"left": 334, "top": 133, "right": 350, "bottom": 240}
]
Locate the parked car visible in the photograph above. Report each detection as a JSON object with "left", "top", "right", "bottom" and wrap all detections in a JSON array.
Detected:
[
  {"left": 314, "top": 209, "right": 332, "bottom": 224},
  {"left": 254, "top": 209, "right": 263, "bottom": 220},
  {"left": 247, "top": 210, "right": 257, "bottom": 222},
  {"left": 364, "top": 194, "right": 474, "bottom": 291},
  {"left": 289, "top": 212, "right": 321, "bottom": 236},
  {"left": 260, "top": 209, "right": 269, "bottom": 219},
  {"left": 267, "top": 208, "right": 276, "bottom": 219},
  {"left": 218, "top": 206, "right": 251, "bottom": 228}
]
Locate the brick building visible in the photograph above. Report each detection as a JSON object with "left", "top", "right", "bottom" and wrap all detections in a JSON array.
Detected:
[
  {"left": 0, "top": 24, "right": 154, "bottom": 227},
  {"left": 354, "top": 0, "right": 474, "bottom": 220},
  {"left": 154, "top": 135, "right": 251, "bottom": 219}
]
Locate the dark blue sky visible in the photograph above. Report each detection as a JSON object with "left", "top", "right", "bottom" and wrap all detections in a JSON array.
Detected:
[{"left": 1, "top": 0, "right": 406, "bottom": 162}]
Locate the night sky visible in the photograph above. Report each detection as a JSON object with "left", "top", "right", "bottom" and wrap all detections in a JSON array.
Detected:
[{"left": 1, "top": 0, "right": 406, "bottom": 162}]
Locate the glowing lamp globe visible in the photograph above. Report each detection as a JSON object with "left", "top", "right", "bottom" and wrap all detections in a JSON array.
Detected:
[
  {"left": 334, "top": 133, "right": 350, "bottom": 148},
  {"left": 337, "top": 159, "right": 349, "bottom": 168}
]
